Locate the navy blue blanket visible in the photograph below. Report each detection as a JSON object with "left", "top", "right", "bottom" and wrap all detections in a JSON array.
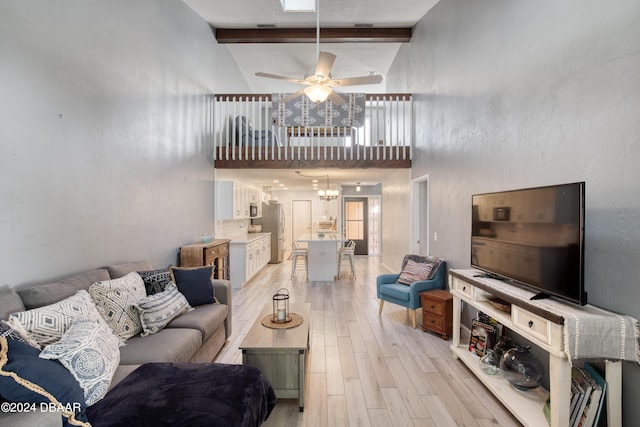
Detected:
[{"left": 86, "top": 363, "right": 276, "bottom": 427}]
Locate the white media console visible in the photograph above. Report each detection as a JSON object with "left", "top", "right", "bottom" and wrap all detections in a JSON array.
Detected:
[{"left": 448, "top": 269, "right": 622, "bottom": 427}]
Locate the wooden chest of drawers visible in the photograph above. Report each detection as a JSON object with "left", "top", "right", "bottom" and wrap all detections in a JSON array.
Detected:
[
  {"left": 180, "top": 239, "right": 230, "bottom": 280},
  {"left": 420, "top": 289, "right": 453, "bottom": 339}
]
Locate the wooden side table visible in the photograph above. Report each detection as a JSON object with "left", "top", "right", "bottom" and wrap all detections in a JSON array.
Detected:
[
  {"left": 420, "top": 289, "right": 453, "bottom": 339},
  {"left": 180, "top": 239, "right": 230, "bottom": 280}
]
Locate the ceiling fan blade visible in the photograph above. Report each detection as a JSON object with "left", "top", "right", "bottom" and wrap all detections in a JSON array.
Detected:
[
  {"left": 315, "top": 51, "right": 336, "bottom": 79},
  {"left": 255, "top": 72, "right": 308, "bottom": 85},
  {"left": 327, "top": 90, "right": 346, "bottom": 106},
  {"left": 332, "top": 74, "right": 383, "bottom": 87},
  {"left": 280, "top": 89, "right": 307, "bottom": 103}
]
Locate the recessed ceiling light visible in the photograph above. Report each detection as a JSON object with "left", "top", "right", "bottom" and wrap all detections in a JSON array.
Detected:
[
  {"left": 312, "top": 179, "right": 318, "bottom": 183},
  {"left": 273, "top": 180, "right": 279, "bottom": 183}
]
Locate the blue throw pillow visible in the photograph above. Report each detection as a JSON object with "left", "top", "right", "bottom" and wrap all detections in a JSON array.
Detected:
[
  {"left": 170, "top": 266, "right": 215, "bottom": 307},
  {"left": 0, "top": 337, "right": 89, "bottom": 427}
]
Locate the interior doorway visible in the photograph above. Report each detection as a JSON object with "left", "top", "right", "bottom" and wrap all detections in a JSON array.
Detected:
[
  {"left": 411, "top": 175, "right": 430, "bottom": 255},
  {"left": 343, "top": 197, "right": 368, "bottom": 255},
  {"left": 291, "top": 200, "right": 311, "bottom": 249}
]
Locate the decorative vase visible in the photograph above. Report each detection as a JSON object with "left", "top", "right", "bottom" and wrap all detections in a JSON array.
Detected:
[
  {"left": 479, "top": 349, "right": 499, "bottom": 375},
  {"left": 492, "top": 335, "right": 513, "bottom": 362},
  {"left": 500, "top": 344, "right": 543, "bottom": 391}
]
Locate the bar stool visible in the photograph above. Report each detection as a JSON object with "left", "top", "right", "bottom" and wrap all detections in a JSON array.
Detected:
[
  {"left": 291, "top": 241, "right": 308, "bottom": 279},
  {"left": 338, "top": 240, "right": 356, "bottom": 278}
]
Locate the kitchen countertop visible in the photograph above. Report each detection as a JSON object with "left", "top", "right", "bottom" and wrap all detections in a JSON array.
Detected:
[
  {"left": 229, "top": 232, "right": 272, "bottom": 244},
  {"left": 297, "top": 233, "right": 344, "bottom": 242}
]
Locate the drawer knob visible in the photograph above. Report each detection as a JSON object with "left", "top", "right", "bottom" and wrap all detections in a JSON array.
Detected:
[
  {"left": 528, "top": 320, "right": 534, "bottom": 328},
  {"left": 462, "top": 286, "right": 466, "bottom": 292},
  {"left": 430, "top": 305, "right": 436, "bottom": 309}
]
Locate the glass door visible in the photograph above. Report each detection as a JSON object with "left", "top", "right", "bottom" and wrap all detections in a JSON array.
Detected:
[{"left": 344, "top": 197, "right": 368, "bottom": 255}]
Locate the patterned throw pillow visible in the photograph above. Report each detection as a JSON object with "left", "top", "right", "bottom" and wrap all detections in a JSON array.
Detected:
[
  {"left": 0, "top": 319, "right": 40, "bottom": 349},
  {"left": 39, "top": 319, "right": 120, "bottom": 406},
  {"left": 8, "top": 290, "right": 107, "bottom": 347},
  {"left": 0, "top": 337, "right": 90, "bottom": 426},
  {"left": 133, "top": 283, "right": 192, "bottom": 336},
  {"left": 137, "top": 268, "right": 172, "bottom": 295},
  {"left": 89, "top": 271, "right": 147, "bottom": 340},
  {"left": 397, "top": 259, "right": 436, "bottom": 285}
]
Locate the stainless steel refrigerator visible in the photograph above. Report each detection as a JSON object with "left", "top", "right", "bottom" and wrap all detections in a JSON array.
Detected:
[{"left": 253, "top": 202, "right": 285, "bottom": 263}]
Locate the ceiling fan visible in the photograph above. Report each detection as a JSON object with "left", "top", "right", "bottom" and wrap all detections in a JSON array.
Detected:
[{"left": 254, "top": 0, "right": 383, "bottom": 106}]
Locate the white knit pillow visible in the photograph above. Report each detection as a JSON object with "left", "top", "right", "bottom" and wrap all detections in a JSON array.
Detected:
[{"left": 8, "top": 290, "right": 106, "bottom": 347}]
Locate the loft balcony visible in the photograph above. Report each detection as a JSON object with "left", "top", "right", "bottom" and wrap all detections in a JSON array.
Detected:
[{"left": 213, "top": 94, "right": 412, "bottom": 169}]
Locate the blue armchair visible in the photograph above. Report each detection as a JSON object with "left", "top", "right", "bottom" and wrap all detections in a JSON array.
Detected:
[{"left": 377, "top": 255, "right": 446, "bottom": 328}]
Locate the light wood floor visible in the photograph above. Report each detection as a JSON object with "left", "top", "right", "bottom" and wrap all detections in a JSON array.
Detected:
[{"left": 216, "top": 256, "right": 521, "bottom": 427}]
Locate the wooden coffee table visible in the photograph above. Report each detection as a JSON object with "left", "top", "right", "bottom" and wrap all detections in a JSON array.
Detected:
[{"left": 239, "top": 303, "right": 311, "bottom": 412}]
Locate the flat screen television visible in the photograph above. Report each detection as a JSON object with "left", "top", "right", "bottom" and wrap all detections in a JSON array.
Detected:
[{"left": 471, "top": 182, "right": 586, "bottom": 305}]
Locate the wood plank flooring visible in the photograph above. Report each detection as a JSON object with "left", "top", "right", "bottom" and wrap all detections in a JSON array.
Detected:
[{"left": 215, "top": 256, "right": 521, "bottom": 427}]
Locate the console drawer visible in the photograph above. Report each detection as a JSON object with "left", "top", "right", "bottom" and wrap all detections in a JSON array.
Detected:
[{"left": 512, "top": 306, "right": 552, "bottom": 345}]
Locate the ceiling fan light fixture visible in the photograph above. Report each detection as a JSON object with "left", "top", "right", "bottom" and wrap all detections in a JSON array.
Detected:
[{"left": 304, "top": 84, "right": 332, "bottom": 103}]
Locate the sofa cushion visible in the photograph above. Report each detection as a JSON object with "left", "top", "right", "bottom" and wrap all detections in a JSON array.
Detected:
[
  {"left": 8, "top": 290, "right": 108, "bottom": 347},
  {"left": 165, "top": 303, "right": 228, "bottom": 343},
  {"left": 17, "top": 269, "right": 110, "bottom": 310},
  {"left": 106, "top": 261, "right": 153, "bottom": 279},
  {"left": 0, "top": 337, "right": 90, "bottom": 427},
  {"left": 118, "top": 328, "right": 202, "bottom": 365},
  {"left": 89, "top": 272, "right": 146, "bottom": 341},
  {"left": 397, "top": 258, "right": 438, "bottom": 285},
  {"left": 40, "top": 320, "right": 120, "bottom": 406},
  {"left": 133, "top": 284, "right": 192, "bottom": 337},
  {"left": 137, "top": 268, "right": 172, "bottom": 295},
  {"left": 170, "top": 266, "right": 215, "bottom": 307},
  {"left": 0, "top": 288, "right": 26, "bottom": 320}
]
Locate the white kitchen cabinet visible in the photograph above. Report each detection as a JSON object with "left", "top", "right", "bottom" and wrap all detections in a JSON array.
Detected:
[
  {"left": 216, "top": 180, "right": 262, "bottom": 220},
  {"left": 229, "top": 233, "right": 271, "bottom": 288}
]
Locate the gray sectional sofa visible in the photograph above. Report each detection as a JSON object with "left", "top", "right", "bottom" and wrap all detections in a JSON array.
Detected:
[{"left": 0, "top": 260, "right": 232, "bottom": 426}]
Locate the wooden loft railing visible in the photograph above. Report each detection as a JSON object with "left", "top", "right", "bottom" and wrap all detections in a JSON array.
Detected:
[{"left": 213, "top": 93, "right": 412, "bottom": 169}]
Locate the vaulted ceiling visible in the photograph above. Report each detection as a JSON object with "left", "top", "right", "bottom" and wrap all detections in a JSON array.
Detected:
[{"left": 184, "top": 0, "right": 439, "bottom": 93}]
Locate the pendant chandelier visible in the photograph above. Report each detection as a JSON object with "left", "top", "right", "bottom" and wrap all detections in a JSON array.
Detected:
[{"left": 318, "top": 175, "right": 339, "bottom": 201}]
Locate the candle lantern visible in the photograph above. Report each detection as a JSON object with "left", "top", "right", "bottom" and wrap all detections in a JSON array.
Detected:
[{"left": 272, "top": 288, "right": 290, "bottom": 323}]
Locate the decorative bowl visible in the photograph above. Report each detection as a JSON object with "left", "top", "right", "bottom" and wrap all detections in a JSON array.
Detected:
[
  {"left": 316, "top": 232, "right": 325, "bottom": 238},
  {"left": 201, "top": 235, "right": 214, "bottom": 243}
]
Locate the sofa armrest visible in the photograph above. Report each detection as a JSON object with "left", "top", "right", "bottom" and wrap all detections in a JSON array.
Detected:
[{"left": 212, "top": 279, "right": 232, "bottom": 339}]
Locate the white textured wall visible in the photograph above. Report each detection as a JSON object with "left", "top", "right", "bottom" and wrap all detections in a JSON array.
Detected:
[
  {"left": 0, "top": 1, "right": 249, "bottom": 286},
  {"left": 386, "top": 0, "right": 640, "bottom": 422},
  {"left": 380, "top": 169, "right": 411, "bottom": 271}
]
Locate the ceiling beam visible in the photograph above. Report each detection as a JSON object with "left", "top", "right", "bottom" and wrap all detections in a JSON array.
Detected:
[{"left": 215, "top": 27, "right": 412, "bottom": 44}]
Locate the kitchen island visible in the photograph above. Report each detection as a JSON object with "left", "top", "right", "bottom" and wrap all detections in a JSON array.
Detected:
[{"left": 296, "top": 233, "right": 344, "bottom": 281}]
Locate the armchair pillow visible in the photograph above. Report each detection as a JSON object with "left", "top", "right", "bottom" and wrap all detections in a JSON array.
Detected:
[
  {"left": 170, "top": 266, "right": 215, "bottom": 307},
  {"left": 397, "top": 259, "right": 438, "bottom": 285}
]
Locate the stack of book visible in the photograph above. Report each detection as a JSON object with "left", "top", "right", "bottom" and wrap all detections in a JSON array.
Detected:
[
  {"left": 543, "top": 362, "right": 607, "bottom": 426},
  {"left": 468, "top": 311, "right": 502, "bottom": 357}
]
